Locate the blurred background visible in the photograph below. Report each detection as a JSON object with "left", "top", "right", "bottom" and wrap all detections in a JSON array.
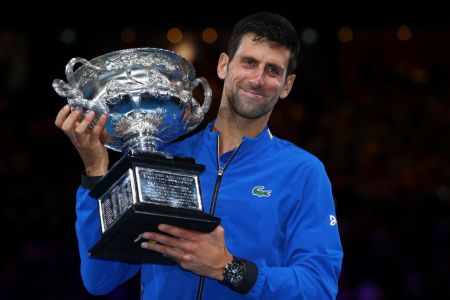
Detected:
[{"left": 1, "top": 6, "right": 449, "bottom": 300}]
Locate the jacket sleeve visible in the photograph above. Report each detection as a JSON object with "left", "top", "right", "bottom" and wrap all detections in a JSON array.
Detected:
[
  {"left": 75, "top": 186, "right": 141, "bottom": 295},
  {"left": 244, "top": 162, "right": 343, "bottom": 300}
]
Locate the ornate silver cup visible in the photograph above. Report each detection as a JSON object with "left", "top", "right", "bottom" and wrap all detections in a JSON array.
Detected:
[
  {"left": 53, "top": 48, "right": 220, "bottom": 264},
  {"left": 53, "top": 47, "right": 211, "bottom": 154}
]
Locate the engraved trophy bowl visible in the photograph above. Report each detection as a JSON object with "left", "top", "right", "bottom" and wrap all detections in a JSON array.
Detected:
[{"left": 53, "top": 48, "right": 220, "bottom": 264}]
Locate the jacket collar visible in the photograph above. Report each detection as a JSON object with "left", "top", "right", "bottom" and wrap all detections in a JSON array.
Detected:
[{"left": 202, "top": 120, "right": 273, "bottom": 159}]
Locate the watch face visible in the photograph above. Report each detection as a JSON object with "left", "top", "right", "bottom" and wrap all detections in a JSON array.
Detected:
[{"left": 224, "top": 261, "right": 245, "bottom": 285}]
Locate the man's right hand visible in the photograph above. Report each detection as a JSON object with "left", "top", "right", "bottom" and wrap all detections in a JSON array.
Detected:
[{"left": 55, "top": 105, "right": 109, "bottom": 176}]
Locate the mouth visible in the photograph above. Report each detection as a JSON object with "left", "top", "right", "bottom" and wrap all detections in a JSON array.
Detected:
[{"left": 240, "top": 87, "right": 264, "bottom": 99}]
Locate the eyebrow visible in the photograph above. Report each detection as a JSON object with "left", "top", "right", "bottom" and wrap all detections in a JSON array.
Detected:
[{"left": 241, "top": 55, "right": 285, "bottom": 72}]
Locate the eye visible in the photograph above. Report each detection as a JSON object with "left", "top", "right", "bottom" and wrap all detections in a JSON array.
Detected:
[
  {"left": 242, "top": 58, "right": 256, "bottom": 67},
  {"left": 267, "top": 65, "right": 281, "bottom": 76}
]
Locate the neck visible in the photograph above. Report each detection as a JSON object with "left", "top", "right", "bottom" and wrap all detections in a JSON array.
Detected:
[{"left": 213, "top": 107, "right": 269, "bottom": 155}]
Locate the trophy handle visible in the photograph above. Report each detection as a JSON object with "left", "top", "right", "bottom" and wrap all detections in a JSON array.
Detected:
[
  {"left": 185, "top": 77, "right": 212, "bottom": 132},
  {"left": 52, "top": 57, "right": 109, "bottom": 118},
  {"left": 65, "top": 57, "right": 101, "bottom": 87}
]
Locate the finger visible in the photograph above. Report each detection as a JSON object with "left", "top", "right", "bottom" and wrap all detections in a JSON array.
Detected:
[
  {"left": 99, "top": 127, "right": 108, "bottom": 142},
  {"left": 157, "top": 224, "right": 196, "bottom": 240},
  {"left": 142, "top": 232, "right": 185, "bottom": 249},
  {"left": 213, "top": 225, "right": 225, "bottom": 237},
  {"left": 55, "top": 104, "right": 71, "bottom": 128},
  {"left": 74, "top": 110, "right": 96, "bottom": 135},
  {"left": 141, "top": 240, "right": 182, "bottom": 261},
  {"left": 61, "top": 108, "right": 83, "bottom": 132},
  {"left": 90, "top": 114, "right": 108, "bottom": 141}
]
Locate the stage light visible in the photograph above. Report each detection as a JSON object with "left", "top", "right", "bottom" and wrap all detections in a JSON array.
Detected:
[
  {"left": 338, "top": 27, "right": 353, "bottom": 43},
  {"left": 202, "top": 27, "right": 218, "bottom": 44},
  {"left": 167, "top": 27, "right": 183, "bottom": 44}
]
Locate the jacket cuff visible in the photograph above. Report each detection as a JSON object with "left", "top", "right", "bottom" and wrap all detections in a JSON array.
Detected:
[{"left": 81, "top": 173, "right": 103, "bottom": 190}]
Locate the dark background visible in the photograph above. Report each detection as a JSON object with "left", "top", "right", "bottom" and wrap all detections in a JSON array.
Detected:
[{"left": 1, "top": 6, "right": 449, "bottom": 300}]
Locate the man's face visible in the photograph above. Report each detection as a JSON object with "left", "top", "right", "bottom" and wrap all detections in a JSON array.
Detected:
[{"left": 218, "top": 34, "right": 295, "bottom": 120}]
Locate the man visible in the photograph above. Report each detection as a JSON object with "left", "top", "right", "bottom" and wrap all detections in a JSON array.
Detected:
[{"left": 55, "top": 12, "right": 343, "bottom": 299}]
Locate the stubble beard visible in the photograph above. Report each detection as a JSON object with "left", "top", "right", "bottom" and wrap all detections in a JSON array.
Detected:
[{"left": 228, "top": 90, "right": 274, "bottom": 120}]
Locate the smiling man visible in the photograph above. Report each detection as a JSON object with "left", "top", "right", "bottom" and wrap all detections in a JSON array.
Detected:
[{"left": 55, "top": 12, "right": 343, "bottom": 300}]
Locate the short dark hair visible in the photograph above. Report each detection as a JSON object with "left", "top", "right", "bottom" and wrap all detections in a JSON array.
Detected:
[{"left": 227, "top": 12, "right": 300, "bottom": 75}]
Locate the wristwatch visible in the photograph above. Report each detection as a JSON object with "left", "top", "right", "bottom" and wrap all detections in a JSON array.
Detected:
[{"left": 222, "top": 257, "right": 246, "bottom": 287}]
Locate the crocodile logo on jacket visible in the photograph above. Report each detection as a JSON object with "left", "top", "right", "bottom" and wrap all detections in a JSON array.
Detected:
[{"left": 252, "top": 186, "right": 272, "bottom": 197}]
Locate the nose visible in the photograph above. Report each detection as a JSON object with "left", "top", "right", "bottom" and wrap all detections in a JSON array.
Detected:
[{"left": 248, "top": 67, "right": 264, "bottom": 88}]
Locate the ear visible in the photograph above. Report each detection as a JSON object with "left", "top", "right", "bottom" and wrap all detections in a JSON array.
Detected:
[
  {"left": 217, "top": 52, "right": 229, "bottom": 80},
  {"left": 280, "top": 74, "right": 296, "bottom": 99}
]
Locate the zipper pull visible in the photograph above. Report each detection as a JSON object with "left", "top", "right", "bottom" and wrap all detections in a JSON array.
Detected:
[{"left": 218, "top": 168, "right": 224, "bottom": 176}]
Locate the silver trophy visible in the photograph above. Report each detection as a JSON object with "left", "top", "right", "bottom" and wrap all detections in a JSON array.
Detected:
[{"left": 53, "top": 48, "right": 220, "bottom": 264}]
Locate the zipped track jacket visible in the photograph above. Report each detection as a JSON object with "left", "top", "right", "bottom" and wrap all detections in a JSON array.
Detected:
[{"left": 75, "top": 122, "right": 343, "bottom": 299}]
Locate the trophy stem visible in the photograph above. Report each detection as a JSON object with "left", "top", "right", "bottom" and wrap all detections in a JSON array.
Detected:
[{"left": 123, "top": 134, "right": 161, "bottom": 155}]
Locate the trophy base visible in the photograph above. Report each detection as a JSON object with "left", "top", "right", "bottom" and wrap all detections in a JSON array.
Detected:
[
  {"left": 88, "top": 203, "right": 220, "bottom": 264},
  {"left": 87, "top": 153, "right": 220, "bottom": 264}
]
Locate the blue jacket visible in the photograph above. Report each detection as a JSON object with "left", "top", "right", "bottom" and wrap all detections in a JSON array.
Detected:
[{"left": 75, "top": 122, "right": 343, "bottom": 299}]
